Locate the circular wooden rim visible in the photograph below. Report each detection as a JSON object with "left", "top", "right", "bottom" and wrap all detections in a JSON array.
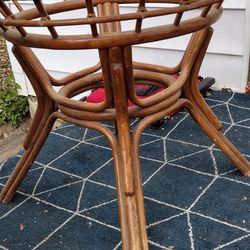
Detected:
[{"left": 0, "top": 0, "right": 223, "bottom": 49}]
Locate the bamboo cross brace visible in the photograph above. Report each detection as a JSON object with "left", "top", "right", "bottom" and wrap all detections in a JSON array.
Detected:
[
  {"left": 216, "top": 0, "right": 224, "bottom": 9},
  {"left": 135, "top": 0, "right": 147, "bottom": 33},
  {"left": 33, "top": 0, "right": 58, "bottom": 39},
  {"left": 13, "top": 0, "right": 23, "bottom": 12},
  {"left": 0, "top": 0, "right": 26, "bottom": 36},
  {"left": 0, "top": 6, "right": 7, "bottom": 17},
  {"left": 201, "top": 5, "right": 212, "bottom": 17},
  {"left": 174, "top": 0, "right": 189, "bottom": 26},
  {"left": 85, "top": 0, "right": 98, "bottom": 37}
]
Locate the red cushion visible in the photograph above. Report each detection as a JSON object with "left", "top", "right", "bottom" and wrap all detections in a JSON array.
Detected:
[{"left": 86, "top": 86, "right": 163, "bottom": 107}]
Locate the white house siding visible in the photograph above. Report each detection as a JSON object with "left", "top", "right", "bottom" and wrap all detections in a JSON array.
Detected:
[{"left": 5, "top": 0, "right": 250, "bottom": 95}]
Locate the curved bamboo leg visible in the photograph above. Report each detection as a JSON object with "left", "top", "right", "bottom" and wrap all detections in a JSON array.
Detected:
[
  {"left": 12, "top": 46, "right": 48, "bottom": 150},
  {"left": 0, "top": 109, "right": 57, "bottom": 203},
  {"left": 0, "top": 46, "right": 57, "bottom": 203},
  {"left": 132, "top": 99, "right": 188, "bottom": 249},
  {"left": 52, "top": 111, "right": 142, "bottom": 249},
  {"left": 182, "top": 28, "right": 250, "bottom": 175},
  {"left": 183, "top": 27, "right": 222, "bottom": 131},
  {"left": 114, "top": 129, "right": 148, "bottom": 250},
  {"left": 184, "top": 101, "right": 250, "bottom": 176}
]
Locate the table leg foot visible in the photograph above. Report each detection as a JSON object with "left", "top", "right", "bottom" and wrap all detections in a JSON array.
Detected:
[{"left": 185, "top": 101, "right": 250, "bottom": 176}]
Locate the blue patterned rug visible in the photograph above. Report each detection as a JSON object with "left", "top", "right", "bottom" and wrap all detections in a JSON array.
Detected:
[{"left": 0, "top": 91, "right": 250, "bottom": 250}]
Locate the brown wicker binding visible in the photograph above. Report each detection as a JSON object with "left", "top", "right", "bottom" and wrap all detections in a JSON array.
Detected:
[{"left": 1, "top": 1, "right": 250, "bottom": 249}]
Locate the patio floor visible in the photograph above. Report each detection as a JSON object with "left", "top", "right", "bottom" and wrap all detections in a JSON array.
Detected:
[{"left": 0, "top": 91, "right": 250, "bottom": 249}]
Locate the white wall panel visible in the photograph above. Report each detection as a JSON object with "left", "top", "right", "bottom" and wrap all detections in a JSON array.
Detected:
[
  {"left": 6, "top": 42, "right": 23, "bottom": 74},
  {"left": 32, "top": 48, "right": 99, "bottom": 73},
  {"left": 223, "top": 0, "right": 246, "bottom": 9},
  {"left": 14, "top": 73, "right": 28, "bottom": 96}
]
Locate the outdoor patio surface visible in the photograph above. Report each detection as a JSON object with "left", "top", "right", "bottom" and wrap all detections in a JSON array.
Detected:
[{"left": 0, "top": 91, "right": 250, "bottom": 249}]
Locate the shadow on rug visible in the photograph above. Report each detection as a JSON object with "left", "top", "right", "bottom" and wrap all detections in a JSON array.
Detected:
[{"left": 0, "top": 91, "right": 250, "bottom": 250}]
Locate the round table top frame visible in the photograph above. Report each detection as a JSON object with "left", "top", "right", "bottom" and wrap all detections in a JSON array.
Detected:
[{"left": 0, "top": 0, "right": 223, "bottom": 49}]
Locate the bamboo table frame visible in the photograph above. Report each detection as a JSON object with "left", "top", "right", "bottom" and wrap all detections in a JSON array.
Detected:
[{"left": 0, "top": 0, "right": 249, "bottom": 249}]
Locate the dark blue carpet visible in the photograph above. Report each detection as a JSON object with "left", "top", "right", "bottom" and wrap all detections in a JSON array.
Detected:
[{"left": 0, "top": 91, "right": 250, "bottom": 250}]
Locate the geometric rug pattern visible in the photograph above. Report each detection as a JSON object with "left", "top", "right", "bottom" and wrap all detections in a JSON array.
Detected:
[{"left": 0, "top": 91, "right": 250, "bottom": 249}]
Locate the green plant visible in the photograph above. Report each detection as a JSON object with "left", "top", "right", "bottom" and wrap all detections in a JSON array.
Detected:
[{"left": 0, "top": 75, "right": 29, "bottom": 127}]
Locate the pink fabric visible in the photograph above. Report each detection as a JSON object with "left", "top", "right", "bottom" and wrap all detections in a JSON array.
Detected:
[{"left": 86, "top": 85, "right": 164, "bottom": 107}]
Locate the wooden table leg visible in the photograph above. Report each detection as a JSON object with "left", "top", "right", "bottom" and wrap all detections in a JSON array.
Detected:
[
  {"left": 182, "top": 27, "right": 250, "bottom": 176},
  {"left": 108, "top": 47, "right": 148, "bottom": 249},
  {"left": 0, "top": 112, "right": 57, "bottom": 203}
]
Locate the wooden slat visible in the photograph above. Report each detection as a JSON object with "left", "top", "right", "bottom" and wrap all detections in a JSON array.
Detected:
[
  {"left": 0, "top": 1, "right": 26, "bottom": 36},
  {"left": 85, "top": 0, "right": 98, "bottom": 36},
  {"left": 13, "top": 0, "right": 23, "bottom": 12},
  {"left": 174, "top": 12, "right": 183, "bottom": 26},
  {"left": 97, "top": 2, "right": 121, "bottom": 33},
  {"left": 0, "top": 7, "right": 8, "bottom": 31},
  {"left": 174, "top": 0, "right": 189, "bottom": 26},
  {"left": 0, "top": 6, "right": 7, "bottom": 17},
  {"left": 33, "top": 0, "right": 58, "bottom": 38},
  {"left": 97, "top": 4, "right": 106, "bottom": 33},
  {"left": 135, "top": 0, "right": 147, "bottom": 33},
  {"left": 112, "top": 3, "right": 121, "bottom": 31},
  {"left": 201, "top": 5, "right": 212, "bottom": 17},
  {"left": 103, "top": 2, "right": 116, "bottom": 32},
  {"left": 0, "top": 0, "right": 221, "bottom": 28}
]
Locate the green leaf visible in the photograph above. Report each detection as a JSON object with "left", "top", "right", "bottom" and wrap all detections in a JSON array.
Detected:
[{"left": 0, "top": 75, "right": 29, "bottom": 128}]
